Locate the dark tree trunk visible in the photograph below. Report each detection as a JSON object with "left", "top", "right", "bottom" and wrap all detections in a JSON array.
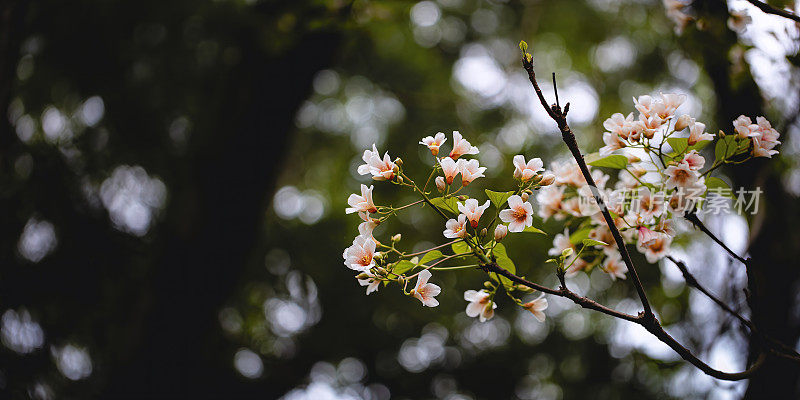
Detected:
[{"left": 100, "top": 29, "right": 342, "bottom": 399}]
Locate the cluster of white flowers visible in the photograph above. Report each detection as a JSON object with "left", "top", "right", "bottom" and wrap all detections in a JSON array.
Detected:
[
  {"left": 341, "top": 94, "right": 779, "bottom": 323},
  {"left": 538, "top": 92, "right": 780, "bottom": 278},
  {"left": 732, "top": 115, "right": 781, "bottom": 158},
  {"left": 343, "top": 131, "right": 553, "bottom": 322}
]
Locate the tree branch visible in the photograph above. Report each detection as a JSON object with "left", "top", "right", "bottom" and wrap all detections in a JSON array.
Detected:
[
  {"left": 744, "top": 0, "right": 800, "bottom": 23},
  {"left": 684, "top": 212, "right": 750, "bottom": 265},
  {"left": 517, "top": 52, "right": 768, "bottom": 380},
  {"left": 667, "top": 255, "right": 753, "bottom": 328},
  {"left": 481, "top": 262, "right": 639, "bottom": 323},
  {"left": 522, "top": 56, "right": 654, "bottom": 320},
  {"left": 667, "top": 255, "right": 800, "bottom": 363},
  {"left": 483, "top": 260, "right": 766, "bottom": 380}
]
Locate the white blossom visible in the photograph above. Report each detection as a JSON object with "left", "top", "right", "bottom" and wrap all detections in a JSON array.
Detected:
[
  {"left": 357, "top": 144, "right": 396, "bottom": 181},
  {"left": 448, "top": 131, "right": 479, "bottom": 159},
  {"left": 458, "top": 199, "right": 490, "bottom": 228},
  {"left": 346, "top": 184, "right": 377, "bottom": 214},
  {"left": 522, "top": 294, "right": 548, "bottom": 322},
  {"left": 459, "top": 159, "right": 486, "bottom": 186},
  {"left": 464, "top": 290, "right": 496, "bottom": 322},
  {"left": 343, "top": 235, "right": 376, "bottom": 271},
  {"left": 412, "top": 270, "right": 441, "bottom": 307},
  {"left": 443, "top": 214, "right": 468, "bottom": 239},
  {"left": 499, "top": 195, "right": 533, "bottom": 232},
  {"left": 420, "top": 132, "right": 447, "bottom": 156},
  {"left": 603, "top": 252, "right": 628, "bottom": 281},
  {"left": 512, "top": 155, "right": 544, "bottom": 181}
]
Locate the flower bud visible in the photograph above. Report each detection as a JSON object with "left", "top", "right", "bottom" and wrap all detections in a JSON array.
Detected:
[
  {"left": 626, "top": 155, "right": 641, "bottom": 163},
  {"left": 540, "top": 173, "right": 556, "bottom": 186},
  {"left": 674, "top": 114, "right": 691, "bottom": 131},
  {"left": 394, "top": 157, "right": 403, "bottom": 166},
  {"left": 435, "top": 176, "right": 446, "bottom": 192},
  {"left": 391, "top": 233, "right": 402, "bottom": 242},
  {"left": 494, "top": 224, "right": 508, "bottom": 241},
  {"left": 561, "top": 248, "right": 574, "bottom": 258},
  {"left": 521, "top": 192, "right": 530, "bottom": 202},
  {"left": 483, "top": 281, "right": 495, "bottom": 289},
  {"left": 355, "top": 272, "right": 370, "bottom": 279},
  {"left": 718, "top": 130, "right": 725, "bottom": 138},
  {"left": 516, "top": 284, "right": 534, "bottom": 293},
  {"left": 643, "top": 129, "right": 655, "bottom": 139},
  {"left": 396, "top": 176, "right": 404, "bottom": 184},
  {"left": 376, "top": 267, "right": 388, "bottom": 276},
  {"left": 457, "top": 195, "right": 468, "bottom": 201},
  {"left": 480, "top": 228, "right": 487, "bottom": 237},
  {"left": 392, "top": 164, "right": 400, "bottom": 175},
  {"left": 532, "top": 173, "right": 543, "bottom": 183}
]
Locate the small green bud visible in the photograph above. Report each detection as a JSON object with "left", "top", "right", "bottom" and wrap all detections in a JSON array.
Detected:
[
  {"left": 391, "top": 233, "right": 402, "bottom": 242},
  {"left": 516, "top": 284, "right": 534, "bottom": 293},
  {"left": 457, "top": 195, "right": 468, "bottom": 201}
]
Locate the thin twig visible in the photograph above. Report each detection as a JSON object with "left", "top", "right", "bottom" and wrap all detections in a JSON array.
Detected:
[
  {"left": 684, "top": 212, "right": 749, "bottom": 265},
  {"left": 481, "top": 262, "right": 639, "bottom": 322},
  {"left": 667, "top": 256, "right": 800, "bottom": 363},
  {"left": 403, "top": 239, "right": 462, "bottom": 258},
  {"left": 667, "top": 255, "right": 752, "bottom": 328},
  {"left": 744, "top": 0, "right": 800, "bottom": 23}
]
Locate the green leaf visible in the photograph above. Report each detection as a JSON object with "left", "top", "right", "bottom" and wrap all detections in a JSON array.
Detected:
[
  {"left": 582, "top": 238, "right": 608, "bottom": 247},
  {"left": 519, "top": 40, "right": 528, "bottom": 53},
  {"left": 492, "top": 243, "right": 517, "bottom": 289},
  {"left": 451, "top": 241, "right": 470, "bottom": 255},
  {"left": 714, "top": 135, "right": 736, "bottom": 162},
  {"left": 522, "top": 226, "right": 546, "bottom": 234},
  {"left": 429, "top": 196, "right": 459, "bottom": 214},
  {"left": 485, "top": 189, "right": 514, "bottom": 208},
  {"left": 391, "top": 260, "right": 415, "bottom": 276},
  {"left": 569, "top": 227, "right": 592, "bottom": 245},
  {"left": 418, "top": 250, "right": 444, "bottom": 265},
  {"left": 667, "top": 137, "right": 689, "bottom": 155},
  {"left": 705, "top": 177, "right": 734, "bottom": 198},
  {"left": 585, "top": 153, "right": 628, "bottom": 169}
]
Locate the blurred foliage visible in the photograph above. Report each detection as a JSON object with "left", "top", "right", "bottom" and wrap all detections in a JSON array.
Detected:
[{"left": 0, "top": 0, "right": 798, "bottom": 399}]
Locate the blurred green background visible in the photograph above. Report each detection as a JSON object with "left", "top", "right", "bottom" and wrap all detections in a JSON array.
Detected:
[{"left": 1, "top": 0, "right": 799, "bottom": 399}]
